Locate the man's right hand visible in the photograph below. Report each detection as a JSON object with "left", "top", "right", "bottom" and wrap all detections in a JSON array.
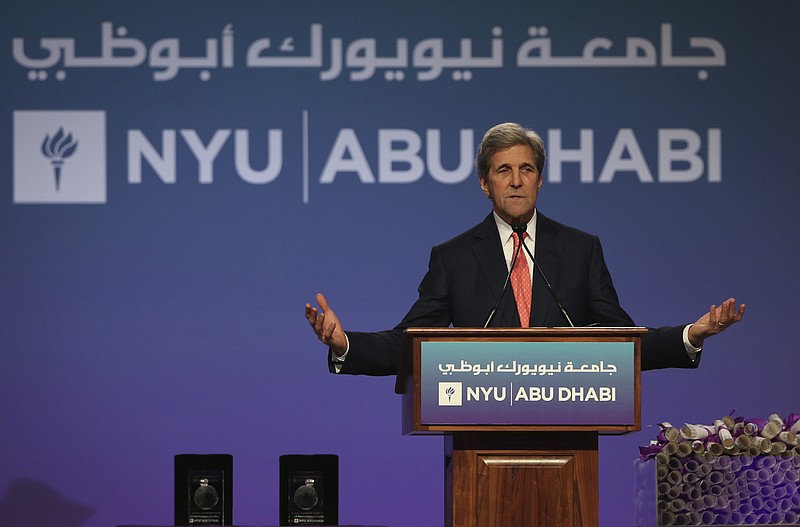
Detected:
[{"left": 305, "top": 292, "right": 348, "bottom": 357}]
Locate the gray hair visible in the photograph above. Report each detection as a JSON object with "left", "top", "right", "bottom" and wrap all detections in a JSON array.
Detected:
[{"left": 475, "top": 122, "right": 546, "bottom": 180}]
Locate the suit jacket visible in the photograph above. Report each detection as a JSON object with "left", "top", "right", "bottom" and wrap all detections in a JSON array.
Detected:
[{"left": 334, "top": 212, "right": 700, "bottom": 375}]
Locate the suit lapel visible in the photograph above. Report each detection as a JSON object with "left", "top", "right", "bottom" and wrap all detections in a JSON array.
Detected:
[
  {"left": 532, "top": 213, "right": 565, "bottom": 327},
  {"left": 471, "top": 214, "right": 520, "bottom": 327},
  {"left": 467, "top": 212, "right": 569, "bottom": 328}
]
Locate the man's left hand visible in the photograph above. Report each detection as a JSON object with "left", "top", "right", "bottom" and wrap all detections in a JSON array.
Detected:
[{"left": 687, "top": 297, "right": 746, "bottom": 348}]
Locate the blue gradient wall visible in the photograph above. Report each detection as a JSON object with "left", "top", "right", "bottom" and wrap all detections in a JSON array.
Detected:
[{"left": 2, "top": 2, "right": 798, "bottom": 526}]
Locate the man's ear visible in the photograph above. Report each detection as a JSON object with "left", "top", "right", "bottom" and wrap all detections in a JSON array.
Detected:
[{"left": 480, "top": 177, "right": 490, "bottom": 198}]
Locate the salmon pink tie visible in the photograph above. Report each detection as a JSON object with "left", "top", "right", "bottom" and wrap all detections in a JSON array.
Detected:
[{"left": 511, "top": 231, "right": 532, "bottom": 327}]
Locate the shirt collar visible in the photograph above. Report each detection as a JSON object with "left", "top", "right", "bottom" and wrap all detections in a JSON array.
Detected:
[{"left": 492, "top": 209, "right": 538, "bottom": 245}]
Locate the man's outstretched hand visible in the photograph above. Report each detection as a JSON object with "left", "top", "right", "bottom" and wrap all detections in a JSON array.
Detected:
[
  {"left": 305, "top": 292, "right": 348, "bottom": 357},
  {"left": 687, "top": 297, "right": 746, "bottom": 348}
]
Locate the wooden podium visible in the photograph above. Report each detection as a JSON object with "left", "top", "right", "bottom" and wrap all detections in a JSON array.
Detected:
[{"left": 394, "top": 327, "right": 645, "bottom": 527}]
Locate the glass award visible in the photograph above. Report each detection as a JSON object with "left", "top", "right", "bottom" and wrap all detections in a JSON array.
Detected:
[
  {"left": 175, "top": 454, "right": 233, "bottom": 525},
  {"left": 279, "top": 455, "right": 338, "bottom": 525}
]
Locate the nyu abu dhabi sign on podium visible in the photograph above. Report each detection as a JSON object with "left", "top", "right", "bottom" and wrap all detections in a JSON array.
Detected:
[
  {"left": 396, "top": 327, "right": 644, "bottom": 527},
  {"left": 422, "top": 340, "right": 634, "bottom": 426},
  {"left": 397, "top": 327, "right": 643, "bottom": 433}
]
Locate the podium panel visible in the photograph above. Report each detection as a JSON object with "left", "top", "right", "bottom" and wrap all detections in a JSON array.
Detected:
[{"left": 447, "top": 432, "right": 598, "bottom": 527}]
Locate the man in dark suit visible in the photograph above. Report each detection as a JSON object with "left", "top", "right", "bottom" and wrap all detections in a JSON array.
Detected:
[{"left": 305, "top": 123, "right": 745, "bottom": 375}]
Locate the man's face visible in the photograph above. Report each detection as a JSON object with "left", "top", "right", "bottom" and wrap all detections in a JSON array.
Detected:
[{"left": 480, "top": 144, "right": 543, "bottom": 226}]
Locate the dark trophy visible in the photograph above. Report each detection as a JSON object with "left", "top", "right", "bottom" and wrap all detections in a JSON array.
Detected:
[
  {"left": 279, "top": 454, "right": 338, "bottom": 525},
  {"left": 175, "top": 454, "right": 233, "bottom": 525}
]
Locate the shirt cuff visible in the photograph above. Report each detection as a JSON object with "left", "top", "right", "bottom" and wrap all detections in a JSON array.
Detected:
[
  {"left": 682, "top": 324, "right": 702, "bottom": 362},
  {"left": 331, "top": 334, "right": 350, "bottom": 373}
]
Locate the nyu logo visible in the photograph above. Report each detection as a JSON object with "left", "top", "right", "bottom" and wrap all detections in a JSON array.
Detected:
[
  {"left": 41, "top": 128, "right": 79, "bottom": 190},
  {"left": 438, "top": 382, "right": 462, "bottom": 407},
  {"left": 13, "top": 110, "right": 106, "bottom": 203}
]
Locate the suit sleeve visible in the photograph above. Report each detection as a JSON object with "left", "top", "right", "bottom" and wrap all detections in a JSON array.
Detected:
[
  {"left": 331, "top": 245, "right": 453, "bottom": 376},
  {"left": 641, "top": 326, "right": 701, "bottom": 371}
]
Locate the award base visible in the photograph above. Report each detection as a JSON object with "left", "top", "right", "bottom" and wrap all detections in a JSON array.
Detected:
[
  {"left": 279, "top": 454, "right": 338, "bottom": 526},
  {"left": 175, "top": 454, "right": 233, "bottom": 526}
]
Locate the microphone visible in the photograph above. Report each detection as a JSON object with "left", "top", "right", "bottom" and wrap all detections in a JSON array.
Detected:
[
  {"left": 512, "top": 223, "right": 575, "bottom": 328},
  {"left": 483, "top": 227, "right": 526, "bottom": 327}
]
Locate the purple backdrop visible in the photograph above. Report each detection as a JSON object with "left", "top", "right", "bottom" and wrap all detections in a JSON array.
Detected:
[{"left": 2, "top": 2, "right": 799, "bottom": 526}]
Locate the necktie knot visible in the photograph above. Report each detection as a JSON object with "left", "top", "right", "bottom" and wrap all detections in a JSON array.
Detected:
[{"left": 512, "top": 231, "right": 525, "bottom": 251}]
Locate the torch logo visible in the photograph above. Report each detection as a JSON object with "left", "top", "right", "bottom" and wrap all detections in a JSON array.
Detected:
[
  {"left": 13, "top": 110, "right": 106, "bottom": 204},
  {"left": 41, "top": 128, "right": 79, "bottom": 191},
  {"left": 438, "top": 382, "right": 462, "bottom": 406}
]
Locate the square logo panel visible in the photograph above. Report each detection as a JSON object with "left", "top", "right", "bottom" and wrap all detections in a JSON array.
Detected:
[
  {"left": 13, "top": 110, "right": 106, "bottom": 204},
  {"left": 438, "top": 382, "right": 462, "bottom": 406}
]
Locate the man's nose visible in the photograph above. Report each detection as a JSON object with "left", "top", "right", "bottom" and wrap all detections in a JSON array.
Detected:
[{"left": 510, "top": 169, "right": 522, "bottom": 186}]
